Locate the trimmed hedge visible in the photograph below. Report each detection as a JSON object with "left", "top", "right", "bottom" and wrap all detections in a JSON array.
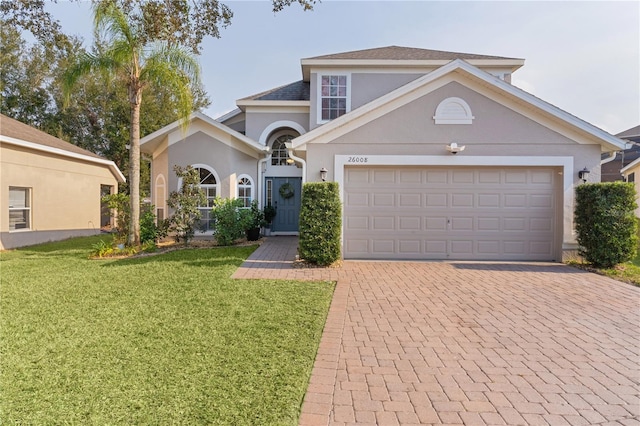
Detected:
[
  {"left": 575, "top": 182, "right": 638, "bottom": 268},
  {"left": 298, "top": 182, "right": 342, "bottom": 265}
]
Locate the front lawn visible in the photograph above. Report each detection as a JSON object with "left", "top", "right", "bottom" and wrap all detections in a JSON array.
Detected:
[
  {"left": 592, "top": 251, "right": 640, "bottom": 286},
  {"left": 0, "top": 236, "right": 334, "bottom": 425}
]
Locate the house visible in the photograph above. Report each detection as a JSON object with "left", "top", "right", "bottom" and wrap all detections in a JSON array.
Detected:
[
  {"left": 141, "top": 46, "right": 628, "bottom": 261},
  {"left": 601, "top": 125, "right": 640, "bottom": 182},
  {"left": 0, "top": 114, "right": 125, "bottom": 250},
  {"left": 620, "top": 154, "right": 640, "bottom": 217}
]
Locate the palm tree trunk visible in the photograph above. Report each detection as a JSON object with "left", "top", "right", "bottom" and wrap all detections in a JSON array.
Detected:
[{"left": 128, "top": 88, "right": 141, "bottom": 247}]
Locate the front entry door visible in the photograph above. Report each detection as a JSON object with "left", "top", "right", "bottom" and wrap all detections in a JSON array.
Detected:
[{"left": 269, "top": 177, "right": 302, "bottom": 233}]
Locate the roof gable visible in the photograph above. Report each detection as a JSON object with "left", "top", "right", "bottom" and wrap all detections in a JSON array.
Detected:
[
  {"left": 292, "top": 59, "right": 627, "bottom": 153},
  {"left": 140, "top": 112, "right": 268, "bottom": 156}
]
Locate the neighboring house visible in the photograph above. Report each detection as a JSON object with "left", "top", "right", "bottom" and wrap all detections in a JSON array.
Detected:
[
  {"left": 141, "top": 45, "right": 627, "bottom": 262},
  {"left": 601, "top": 125, "right": 640, "bottom": 182},
  {"left": 0, "top": 114, "right": 125, "bottom": 250},
  {"left": 621, "top": 156, "right": 640, "bottom": 217}
]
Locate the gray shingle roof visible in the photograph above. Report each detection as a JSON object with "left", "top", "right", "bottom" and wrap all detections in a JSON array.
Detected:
[
  {"left": 304, "top": 45, "right": 522, "bottom": 61},
  {"left": 242, "top": 80, "right": 310, "bottom": 102},
  {"left": 0, "top": 113, "right": 104, "bottom": 159}
]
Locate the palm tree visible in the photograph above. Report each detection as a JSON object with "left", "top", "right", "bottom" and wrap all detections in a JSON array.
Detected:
[{"left": 63, "top": 1, "right": 200, "bottom": 246}]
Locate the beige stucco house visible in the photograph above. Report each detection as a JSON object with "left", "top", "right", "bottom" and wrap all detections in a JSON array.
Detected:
[
  {"left": 141, "top": 46, "right": 628, "bottom": 262},
  {"left": 1, "top": 114, "right": 125, "bottom": 250},
  {"left": 621, "top": 157, "right": 640, "bottom": 217}
]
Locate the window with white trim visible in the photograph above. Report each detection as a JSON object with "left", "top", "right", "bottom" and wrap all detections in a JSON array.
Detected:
[
  {"left": 319, "top": 74, "right": 350, "bottom": 122},
  {"left": 271, "top": 135, "right": 295, "bottom": 166},
  {"left": 237, "top": 175, "right": 254, "bottom": 208},
  {"left": 9, "top": 187, "right": 31, "bottom": 231},
  {"left": 194, "top": 166, "right": 218, "bottom": 232}
]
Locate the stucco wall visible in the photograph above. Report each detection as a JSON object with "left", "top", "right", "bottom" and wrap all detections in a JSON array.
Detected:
[
  {"left": 0, "top": 144, "right": 118, "bottom": 249},
  {"left": 305, "top": 82, "right": 602, "bottom": 184},
  {"left": 166, "top": 132, "right": 258, "bottom": 199},
  {"left": 309, "top": 72, "right": 426, "bottom": 131},
  {"left": 244, "top": 112, "right": 309, "bottom": 143}
]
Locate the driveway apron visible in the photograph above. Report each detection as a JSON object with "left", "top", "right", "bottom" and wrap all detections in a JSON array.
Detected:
[{"left": 233, "top": 237, "right": 640, "bottom": 425}]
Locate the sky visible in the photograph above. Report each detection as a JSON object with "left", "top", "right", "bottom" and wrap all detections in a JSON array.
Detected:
[{"left": 47, "top": 1, "right": 639, "bottom": 136}]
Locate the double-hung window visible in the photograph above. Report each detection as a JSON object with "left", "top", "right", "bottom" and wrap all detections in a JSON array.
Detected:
[
  {"left": 319, "top": 74, "right": 350, "bottom": 122},
  {"left": 9, "top": 187, "right": 31, "bottom": 231}
]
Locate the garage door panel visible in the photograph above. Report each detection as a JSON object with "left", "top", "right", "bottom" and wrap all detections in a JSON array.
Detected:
[
  {"left": 344, "top": 166, "right": 558, "bottom": 261},
  {"left": 373, "top": 193, "right": 395, "bottom": 207}
]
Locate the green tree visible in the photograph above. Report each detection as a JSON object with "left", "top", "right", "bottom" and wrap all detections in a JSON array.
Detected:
[{"left": 62, "top": 2, "right": 201, "bottom": 247}]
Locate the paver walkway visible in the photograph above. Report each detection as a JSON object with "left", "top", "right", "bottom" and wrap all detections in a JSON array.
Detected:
[{"left": 233, "top": 237, "right": 640, "bottom": 425}]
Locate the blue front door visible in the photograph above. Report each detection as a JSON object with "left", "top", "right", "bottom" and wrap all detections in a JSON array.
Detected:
[{"left": 269, "top": 177, "right": 302, "bottom": 233}]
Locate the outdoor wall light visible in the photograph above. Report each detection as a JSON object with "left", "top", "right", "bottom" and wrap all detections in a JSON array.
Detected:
[
  {"left": 446, "top": 142, "right": 465, "bottom": 154},
  {"left": 578, "top": 167, "right": 590, "bottom": 183},
  {"left": 320, "top": 167, "right": 328, "bottom": 181}
]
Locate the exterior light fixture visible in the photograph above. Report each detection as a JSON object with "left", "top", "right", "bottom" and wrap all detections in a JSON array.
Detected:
[
  {"left": 578, "top": 167, "right": 590, "bottom": 183},
  {"left": 320, "top": 167, "right": 328, "bottom": 181},
  {"left": 446, "top": 142, "right": 465, "bottom": 154}
]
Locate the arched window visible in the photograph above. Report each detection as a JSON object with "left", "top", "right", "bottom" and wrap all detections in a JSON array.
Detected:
[
  {"left": 237, "top": 175, "right": 254, "bottom": 208},
  {"left": 271, "top": 135, "right": 295, "bottom": 166},
  {"left": 189, "top": 165, "right": 219, "bottom": 232}
]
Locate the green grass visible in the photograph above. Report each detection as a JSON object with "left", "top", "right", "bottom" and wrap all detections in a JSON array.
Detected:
[
  {"left": 592, "top": 251, "right": 640, "bottom": 286},
  {"left": 1, "top": 236, "right": 335, "bottom": 425}
]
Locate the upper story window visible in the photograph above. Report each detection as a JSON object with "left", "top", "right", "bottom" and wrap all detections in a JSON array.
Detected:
[
  {"left": 9, "top": 187, "right": 31, "bottom": 231},
  {"left": 319, "top": 74, "right": 350, "bottom": 122},
  {"left": 271, "top": 135, "right": 295, "bottom": 166}
]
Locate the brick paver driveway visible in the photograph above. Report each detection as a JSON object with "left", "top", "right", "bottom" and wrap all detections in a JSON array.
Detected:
[{"left": 233, "top": 238, "right": 640, "bottom": 425}]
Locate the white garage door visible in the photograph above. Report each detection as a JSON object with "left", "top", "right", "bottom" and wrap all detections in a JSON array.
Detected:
[{"left": 344, "top": 166, "right": 559, "bottom": 261}]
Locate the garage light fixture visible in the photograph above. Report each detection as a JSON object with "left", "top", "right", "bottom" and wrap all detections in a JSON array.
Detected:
[
  {"left": 320, "top": 167, "right": 328, "bottom": 181},
  {"left": 578, "top": 167, "right": 590, "bottom": 183},
  {"left": 446, "top": 142, "right": 465, "bottom": 154}
]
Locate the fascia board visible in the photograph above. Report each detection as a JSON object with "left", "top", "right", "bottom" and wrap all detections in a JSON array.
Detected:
[
  {"left": 301, "top": 58, "right": 524, "bottom": 80},
  {"left": 463, "top": 66, "right": 628, "bottom": 151},
  {"left": 1, "top": 135, "right": 126, "bottom": 182},
  {"left": 142, "top": 111, "right": 268, "bottom": 156},
  {"left": 621, "top": 157, "right": 640, "bottom": 174}
]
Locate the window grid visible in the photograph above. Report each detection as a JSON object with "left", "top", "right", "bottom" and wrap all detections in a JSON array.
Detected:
[
  {"left": 321, "top": 75, "right": 347, "bottom": 121},
  {"left": 266, "top": 180, "right": 273, "bottom": 206},
  {"left": 238, "top": 177, "right": 253, "bottom": 208},
  {"left": 271, "top": 135, "right": 294, "bottom": 166},
  {"left": 9, "top": 187, "right": 31, "bottom": 231},
  {"left": 195, "top": 167, "right": 217, "bottom": 232}
]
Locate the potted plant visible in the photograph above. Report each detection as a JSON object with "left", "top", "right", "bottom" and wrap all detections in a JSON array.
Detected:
[
  {"left": 242, "top": 200, "right": 265, "bottom": 241},
  {"left": 263, "top": 203, "right": 277, "bottom": 236}
]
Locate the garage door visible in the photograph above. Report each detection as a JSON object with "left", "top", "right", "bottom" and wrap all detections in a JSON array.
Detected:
[{"left": 344, "top": 166, "right": 559, "bottom": 261}]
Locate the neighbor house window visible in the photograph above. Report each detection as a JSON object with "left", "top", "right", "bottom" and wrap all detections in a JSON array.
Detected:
[
  {"left": 319, "top": 74, "right": 350, "bottom": 122},
  {"left": 237, "top": 175, "right": 254, "bottom": 208},
  {"left": 628, "top": 172, "right": 635, "bottom": 183},
  {"left": 9, "top": 187, "right": 31, "bottom": 231},
  {"left": 271, "top": 135, "right": 295, "bottom": 166}
]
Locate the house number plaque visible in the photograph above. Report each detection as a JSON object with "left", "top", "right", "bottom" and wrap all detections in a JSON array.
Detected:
[{"left": 347, "top": 156, "right": 369, "bottom": 163}]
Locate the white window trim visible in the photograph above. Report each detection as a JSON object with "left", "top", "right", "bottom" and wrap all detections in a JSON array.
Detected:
[
  {"left": 236, "top": 174, "right": 255, "bottom": 207},
  {"left": 8, "top": 186, "right": 31, "bottom": 232},
  {"left": 316, "top": 72, "right": 352, "bottom": 125},
  {"left": 177, "top": 164, "right": 220, "bottom": 234},
  {"left": 433, "top": 97, "right": 475, "bottom": 125}
]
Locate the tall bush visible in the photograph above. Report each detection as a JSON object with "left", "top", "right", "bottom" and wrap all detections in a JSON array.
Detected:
[
  {"left": 575, "top": 182, "right": 638, "bottom": 267},
  {"left": 299, "top": 182, "right": 341, "bottom": 265},
  {"left": 210, "top": 198, "right": 247, "bottom": 246},
  {"left": 167, "top": 165, "right": 206, "bottom": 245}
]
